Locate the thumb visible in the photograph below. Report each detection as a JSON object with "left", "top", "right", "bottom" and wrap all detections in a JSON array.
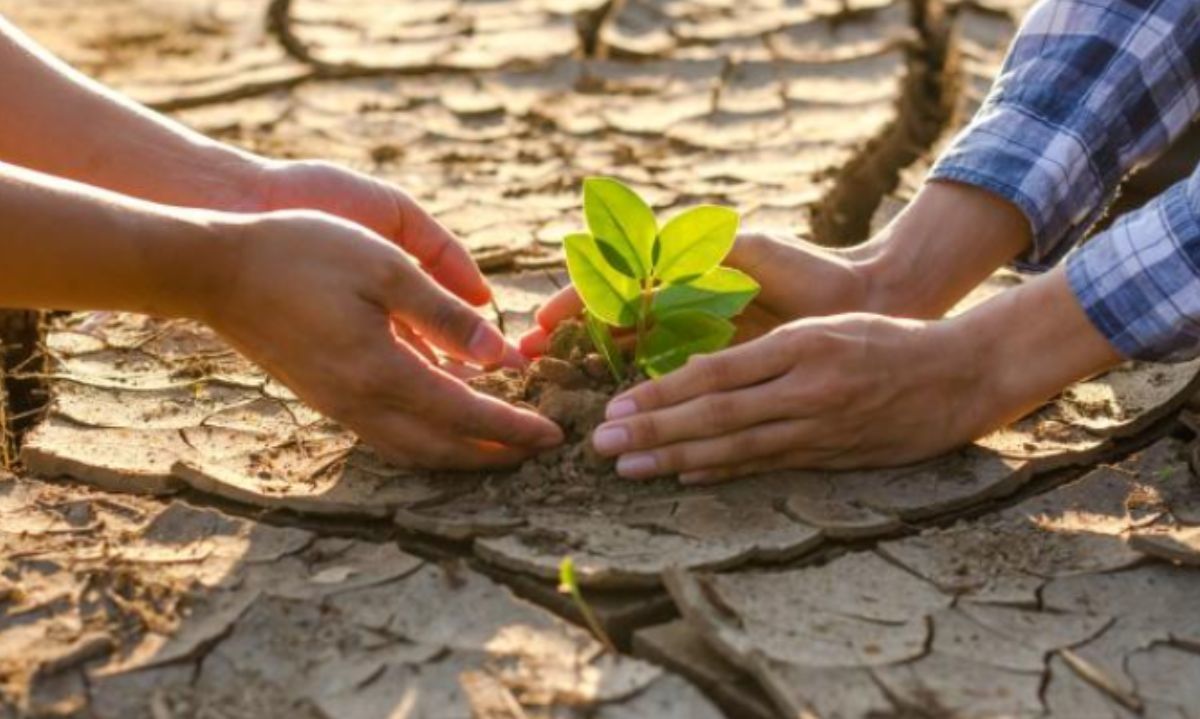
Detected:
[{"left": 388, "top": 262, "right": 509, "bottom": 365}]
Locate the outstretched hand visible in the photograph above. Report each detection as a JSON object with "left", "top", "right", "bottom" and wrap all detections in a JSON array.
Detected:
[
  {"left": 198, "top": 162, "right": 563, "bottom": 468},
  {"left": 587, "top": 313, "right": 984, "bottom": 482},
  {"left": 259, "top": 159, "right": 505, "bottom": 307},
  {"left": 584, "top": 266, "right": 1120, "bottom": 482}
]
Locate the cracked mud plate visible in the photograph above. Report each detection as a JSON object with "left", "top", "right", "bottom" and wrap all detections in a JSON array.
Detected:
[
  {"left": 656, "top": 438, "right": 1200, "bottom": 718},
  {"left": 23, "top": 277, "right": 1200, "bottom": 590},
  {"left": 0, "top": 473, "right": 721, "bottom": 718}
]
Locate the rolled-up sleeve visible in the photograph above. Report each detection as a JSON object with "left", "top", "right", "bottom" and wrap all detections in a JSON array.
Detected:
[
  {"left": 929, "top": 0, "right": 1200, "bottom": 270},
  {"left": 1067, "top": 168, "right": 1200, "bottom": 361}
]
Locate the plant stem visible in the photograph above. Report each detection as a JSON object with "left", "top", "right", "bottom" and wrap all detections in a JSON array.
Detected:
[{"left": 633, "top": 281, "right": 654, "bottom": 378}]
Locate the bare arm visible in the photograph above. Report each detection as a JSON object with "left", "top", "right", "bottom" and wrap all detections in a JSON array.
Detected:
[
  {"left": 0, "top": 160, "right": 562, "bottom": 466},
  {"left": 0, "top": 16, "right": 265, "bottom": 211}
]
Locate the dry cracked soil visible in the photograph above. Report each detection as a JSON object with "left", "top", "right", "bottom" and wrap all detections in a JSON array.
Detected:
[{"left": 3, "top": 1, "right": 1200, "bottom": 718}]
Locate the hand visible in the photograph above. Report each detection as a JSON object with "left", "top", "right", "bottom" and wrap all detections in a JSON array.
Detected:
[
  {"left": 257, "top": 159, "right": 493, "bottom": 308},
  {"left": 589, "top": 313, "right": 981, "bottom": 482},
  {"left": 518, "top": 231, "right": 869, "bottom": 356},
  {"left": 201, "top": 210, "right": 563, "bottom": 469},
  {"left": 586, "top": 268, "right": 1122, "bottom": 482}
]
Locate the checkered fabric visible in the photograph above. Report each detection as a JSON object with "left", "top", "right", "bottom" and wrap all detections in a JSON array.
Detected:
[{"left": 929, "top": 0, "right": 1200, "bottom": 360}]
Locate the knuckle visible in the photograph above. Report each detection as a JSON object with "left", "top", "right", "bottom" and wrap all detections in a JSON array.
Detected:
[
  {"left": 635, "top": 381, "right": 664, "bottom": 409},
  {"left": 737, "top": 431, "right": 761, "bottom": 458},
  {"left": 430, "top": 300, "right": 473, "bottom": 342},
  {"left": 657, "top": 446, "right": 685, "bottom": 472},
  {"left": 702, "top": 394, "right": 736, "bottom": 431},
  {"left": 694, "top": 354, "right": 729, "bottom": 391},
  {"left": 630, "top": 415, "right": 661, "bottom": 446}
]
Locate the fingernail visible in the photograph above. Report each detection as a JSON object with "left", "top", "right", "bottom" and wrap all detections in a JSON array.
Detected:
[
  {"left": 537, "top": 428, "right": 564, "bottom": 449},
  {"left": 468, "top": 324, "right": 505, "bottom": 364},
  {"left": 517, "top": 330, "right": 546, "bottom": 359},
  {"left": 592, "top": 424, "right": 630, "bottom": 454},
  {"left": 606, "top": 398, "right": 638, "bottom": 420},
  {"left": 616, "top": 453, "right": 658, "bottom": 479}
]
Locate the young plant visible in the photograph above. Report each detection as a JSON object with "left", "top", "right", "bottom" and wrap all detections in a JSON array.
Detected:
[
  {"left": 564, "top": 177, "right": 759, "bottom": 379},
  {"left": 557, "top": 556, "right": 616, "bottom": 653}
]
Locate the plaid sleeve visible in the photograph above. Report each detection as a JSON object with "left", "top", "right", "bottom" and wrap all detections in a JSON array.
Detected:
[
  {"left": 1067, "top": 168, "right": 1200, "bottom": 362},
  {"left": 929, "top": 0, "right": 1200, "bottom": 270}
]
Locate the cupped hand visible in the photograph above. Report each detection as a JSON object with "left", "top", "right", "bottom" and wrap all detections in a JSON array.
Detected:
[
  {"left": 518, "top": 231, "right": 869, "bottom": 356},
  {"left": 204, "top": 210, "right": 563, "bottom": 469},
  {"left": 587, "top": 312, "right": 987, "bottom": 483},
  {"left": 257, "top": 159, "right": 493, "bottom": 308}
]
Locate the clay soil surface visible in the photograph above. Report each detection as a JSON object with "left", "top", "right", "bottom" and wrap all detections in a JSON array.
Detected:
[{"left": 4, "top": 2, "right": 1200, "bottom": 718}]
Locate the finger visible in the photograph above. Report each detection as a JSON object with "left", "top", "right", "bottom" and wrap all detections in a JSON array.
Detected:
[
  {"left": 375, "top": 350, "right": 563, "bottom": 449},
  {"left": 393, "top": 193, "right": 492, "bottom": 306},
  {"left": 592, "top": 379, "right": 794, "bottom": 456},
  {"left": 356, "top": 411, "right": 530, "bottom": 470},
  {"left": 386, "top": 258, "right": 509, "bottom": 366},
  {"left": 725, "top": 232, "right": 783, "bottom": 276},
  {"left": 392, "top": 319, "right": 437, "bottom": 363},
  {"left": 606, "top": 332, "right": 796, "bottom": 420},
  {"left": 518, "top": 326, "right": 550, "bottom": 358},
  {"left": 495, "top": 342, "right": 529, "bottom": 370},
  {"left": 535, "top": 286, "right": 583, "bottom": 331},
  {"left": 612, "top": 419, "right": 815, "bottom": 480}
]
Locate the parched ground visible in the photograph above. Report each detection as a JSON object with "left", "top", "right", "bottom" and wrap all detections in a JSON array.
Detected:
[{"left": 2, "top": 1, "right": 1200, "bottom": 718}]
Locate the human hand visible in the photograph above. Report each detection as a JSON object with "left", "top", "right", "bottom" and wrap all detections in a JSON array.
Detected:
[
  {"left": 256, "top": 159, "right": 493, "bottom": 307},
  {"left": 586, "top": 268, "right": 1121, "bottom": 483},
  {"left": 589, "top": 313, "right": 980, "bottom": 482},
  {"left": 518, "top": 231, "right": 869, "bottom": 356},
  {"left": 200, "top": 210, "right": 563, "bottom": 469}
]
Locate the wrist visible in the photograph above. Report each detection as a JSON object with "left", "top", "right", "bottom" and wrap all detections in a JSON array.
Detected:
[
  {"left": 196, "top": 148, "right": 274, "bottom": 214},
  {"left": 849, "top": 180, "right": 1033, "bottom": 319},
  {"left": 144, "top": 208, "right": 252, "bottom": 323},
  {"left": 944, "top": 267, "right": 1123, "bottom": 432}
]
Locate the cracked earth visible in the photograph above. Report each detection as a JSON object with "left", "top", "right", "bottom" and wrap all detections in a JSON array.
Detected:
[{"left": 2, "top": 1, "right": 1200, "bottom": 717}]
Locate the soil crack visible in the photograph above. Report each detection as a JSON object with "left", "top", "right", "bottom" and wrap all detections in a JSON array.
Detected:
[{"left": 810, "top": 0, "right": 958, "bottom": 246}]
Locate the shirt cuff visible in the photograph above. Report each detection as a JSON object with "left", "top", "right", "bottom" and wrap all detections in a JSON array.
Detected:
[
  {"left": 1066, "top": 174, "right": 1200, "bottom": 362},
  {"left": 929, "top": 101, "right": 1112, "bottom": 271}
]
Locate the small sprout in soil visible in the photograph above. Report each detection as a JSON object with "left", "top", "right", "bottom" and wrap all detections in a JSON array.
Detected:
[
  {"left": 564, "top": 177, "right": 759, "bottom": 379},
  {"left": 557, "top": 556, "right": 616, "bottom": 653}
]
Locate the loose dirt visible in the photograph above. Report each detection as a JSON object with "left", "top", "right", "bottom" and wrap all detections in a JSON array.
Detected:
[{"left": 467, "top": 320, "right": 681, "bottom": 511}]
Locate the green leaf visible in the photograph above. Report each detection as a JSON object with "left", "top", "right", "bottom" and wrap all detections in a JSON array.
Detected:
[
  {"left": 557, "top": 556, "right": 578, "bottom": 595},
  {"left": 637, "top": 310, "right": 736, "bottom": 378},
  {"left": 654, "top": 205, "right": 740, "bottom": 282},
  {"left": 585, "top": 311, "right": 626, "bottom": 382},
  {"left": 653, "top": 267, "right": 760, "bottom": 318},
  {"left": 583, "top": 177, "right": 657, "bottom": 280},
  {"left": 564, "top": 233, "right": 639, "bottom": 327},
  {"left": 596, "top": 239, "right": 638, "bottom": 278}
]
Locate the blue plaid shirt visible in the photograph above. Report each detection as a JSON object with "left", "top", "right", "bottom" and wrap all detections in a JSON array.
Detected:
[{"left": 929, "top": 0, "right": 1200, "bottom": 361}]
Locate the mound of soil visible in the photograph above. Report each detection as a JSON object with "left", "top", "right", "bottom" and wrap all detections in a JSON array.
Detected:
[{"left": 469, "top": 321, "right": 676, "bottom": 509}]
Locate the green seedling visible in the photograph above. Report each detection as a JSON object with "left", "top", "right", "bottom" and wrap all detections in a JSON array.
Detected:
[
  {"left": 557, "top": 556, "right": 616, "bottom": 653},
  {"left": 565, "top": 177, "right": 759, "bottom": 379}
]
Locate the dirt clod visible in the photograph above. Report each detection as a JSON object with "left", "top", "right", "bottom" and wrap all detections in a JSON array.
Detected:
[{"left": 466, "top": 322, "right": 675, "bottom": 510}]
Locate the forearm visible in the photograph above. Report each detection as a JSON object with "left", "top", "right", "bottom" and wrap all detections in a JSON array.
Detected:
[
  {"left": 0, "top": 160, "right": 230, "bottom": 318},
  {"left": 0, "top": 16, "right": 264, "bottom": 212},
  {"left": 948, "top": 265, "right": 1122, "bottom": 433},
  {"left": 849, "top": 180, "right": 1032, "bottom": 319},
  {"left": 928, "top": 0, "right": 1200, "bottom": 265}
]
